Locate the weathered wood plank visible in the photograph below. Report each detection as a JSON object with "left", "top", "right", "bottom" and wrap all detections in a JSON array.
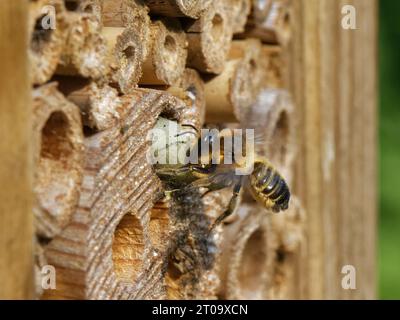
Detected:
[
  {"left": 289, "top": 0, "right": 377, "bottom": 299},
  {"left": 0, "top": 0, "right": 33, "bottom": 299}
]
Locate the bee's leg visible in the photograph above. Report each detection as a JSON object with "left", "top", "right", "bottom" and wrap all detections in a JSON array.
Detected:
[
  {"left": 164, "top": 188, "right": 182, "bottom": 200},
  {"left": 208, "top": 177, "right": 243, "bottom": 233},
  {"left": 180, "top": 123, "right": 199, "bottom": 134},
  {"left": 200, "top": 189, "right": 214, "bottom": 198},
  {"left": 187, "top": 177, "right": 215, "bottom": 192}
]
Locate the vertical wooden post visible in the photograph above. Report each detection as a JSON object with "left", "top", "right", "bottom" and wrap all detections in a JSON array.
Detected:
[
  {"left": 289, "top": 0, "right": 377, "bottom": 299},
  {"left": 0, "top": 1, "right": 33, "bottom": 299}
]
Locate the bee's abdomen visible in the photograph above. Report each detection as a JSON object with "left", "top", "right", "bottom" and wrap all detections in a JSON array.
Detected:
[{"left": 251, "top": 162, "right": 290, "bottom": 212}]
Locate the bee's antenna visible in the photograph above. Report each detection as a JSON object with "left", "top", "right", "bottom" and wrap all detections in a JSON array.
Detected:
[
  {"left": 207, "top": 219, "right": 222, "bottom": 239},
  {"left": 174, "top": 131, "right": 198, "bottom": 138},
  {"left": 180, "top": 123, "right": 199, "bottom": 134}
]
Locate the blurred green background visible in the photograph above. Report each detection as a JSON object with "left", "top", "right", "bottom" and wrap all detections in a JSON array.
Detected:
[{"left": 379, "top": 0, "right": 400, "bottom": 299}]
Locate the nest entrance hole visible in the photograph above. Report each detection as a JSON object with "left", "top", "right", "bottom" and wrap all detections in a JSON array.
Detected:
[
  {"left": 238, "top": 228, "right": 267, "bottom": 298},
  {"left": 112, "top": 213, "right": 145, "bottom": 283}
]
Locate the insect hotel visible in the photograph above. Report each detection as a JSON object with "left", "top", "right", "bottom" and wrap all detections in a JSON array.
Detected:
[{"left": 0, "top": 0, "right": 377, "bottom": 300}]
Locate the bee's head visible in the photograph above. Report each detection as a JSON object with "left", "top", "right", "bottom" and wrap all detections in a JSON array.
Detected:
[{"left": 189, "top": 130, "right": 220, "bottom": 177}]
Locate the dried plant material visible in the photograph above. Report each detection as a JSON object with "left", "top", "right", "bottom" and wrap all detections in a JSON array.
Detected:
[
  {"left": 29, "top": 0, "right": 69, "bottom": 84},
  {"left": 64, "top": 81, "right": 124, "bottom": 131},
  {"left": 32, "top": 83, "right": 84, "bottom": 239},
  {"left": 145, "top": 0, "right": 212, "bottom": 18},
  {"left": 228, "top": 0, "right": 252, "bottom": 33},
  {"left": 140, "top": 19, "right": 188, "bottom": 85},
  {"left": 57, "top": 12, "right": 108, "bottom": 79},
  {"left": 103, "top": 26, "right": 147, "bottom": 93},
  {"left": 65, "top": 0, "right": 103, "bottom": 21},
  {"left": 186, "top": 1, "right": 233, "bottom": 74},
  {"left": 166, "top": 68, "right": 206, "bottom": 128},
  {"left": 102, "top": 0, "right": 151, "bottom": 58},
  {"left": 194, "top": 189, "right": 234, "bottom": 299},
  {"left": 162, "top": 187, "right": 218, "bottom": 300},
  {"left": 102, "top": 0, "right": 150, "bottom": 30}
]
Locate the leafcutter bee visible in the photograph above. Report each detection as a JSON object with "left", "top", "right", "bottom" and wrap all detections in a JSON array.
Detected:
[{"left": 154, "top": 128, "right": 290, "bottom": 230}]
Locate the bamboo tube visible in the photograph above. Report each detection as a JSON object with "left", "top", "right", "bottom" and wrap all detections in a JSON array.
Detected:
[
  {"left": 29, "top": 0, "right": 69, "bottom": 84},
  {"left": 65, "top": 0, "right": 103, "bottom": 21},
  {"left": 40, "top": 90, "right": 202, "bottom": 299},
  {"left": 103, "top": 26, "right": 147, "bottom": 93},
  {"left": 145, "top": 0, "right": 212, "bottom": 18},
  {"left": 32, "top": 83, "right": 84, "bottom": 240},
  {"left": 229, "top": 38, "right": 264, "bottom": 91},
  {"left": 218, "top": 204, "right": 273, "bottom": 300},
  {"left": 204, "top": 39, "right": 263, "bottom": 123},
  {"left": 102, "top": 0, "right": 150, "bottom": 29},
  {"left": 242, "top": 0, "right": 291, "bottom": 46},
  {"left": 260, "top": 45, "right": 288, "bottom": 88},
  {"left": 229, "top": 0, "right": 252, "bottom": 34},
  {"left": 212, "top": 41, "right": 284, "bottom": 102},
  {"left": 245, "top": 89, "right": 296, "bottom": 184},
  {"left": 140, "top": 19, "right": 188, "bottom": 85},
  {"left": 57, "top": 12, "right": 108, "bottom": 79},
  {"left": 186, "top": 1, "right": 233, "bottom": 74},
  {"left": 178, "top": 68, "right": 206, "bottom": 127},
  {"left": 101, "top": 0, "right": 151, "bottom": 60},
  {"left": 204, "top": 59, "right": 245, "bottom": 123}
]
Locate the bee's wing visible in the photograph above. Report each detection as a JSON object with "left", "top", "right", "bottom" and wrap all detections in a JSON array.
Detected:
[
  {"left": 154, "top": 164, "right": 191, "bottom": 177},
  {"left": 240, "top": 94, "right": 274, "bottom": 156},
  {"left": 190, "top": 170, "right": 240, "bottom": 191}
]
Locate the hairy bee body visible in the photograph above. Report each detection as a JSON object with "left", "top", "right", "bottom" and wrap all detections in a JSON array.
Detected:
[
  {"left": 249, "top": 159, "right": 290, "bottom": 213},
  {"left": 154, "top": 130, "right": 290, "bottom": 229}
]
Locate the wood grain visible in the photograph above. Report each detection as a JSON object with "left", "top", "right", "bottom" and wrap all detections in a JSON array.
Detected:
[
  {"left": 0, "top": 1, "right": 33, "bottom": 299},
  {"left": 40, "top": 89, "right": 206, "bottom": 299},
  {"left": 288, "top": 0, "right": 377, "bottom": 299}
]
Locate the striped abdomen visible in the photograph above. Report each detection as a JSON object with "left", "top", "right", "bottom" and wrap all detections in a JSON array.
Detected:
[{"left": 250, "top": 160, "right": 290, "bottom": 212}]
